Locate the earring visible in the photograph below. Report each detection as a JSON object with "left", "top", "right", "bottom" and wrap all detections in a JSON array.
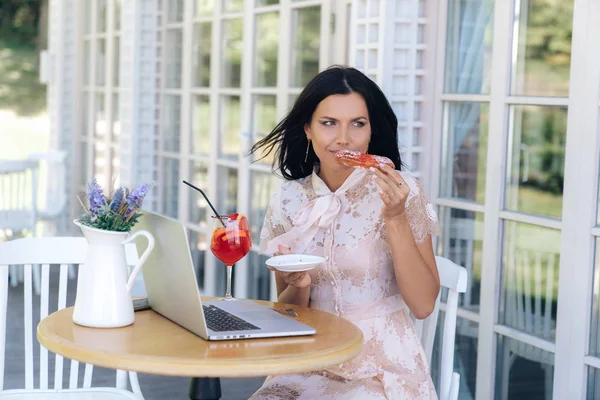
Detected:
[{"left": 305, "top": 139, "right": 311, "bottom": 163}]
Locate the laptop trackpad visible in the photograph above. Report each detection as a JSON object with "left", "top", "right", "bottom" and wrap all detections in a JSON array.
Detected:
[{"left": 236, "top": 310, "right": 279, "bottom": 321}]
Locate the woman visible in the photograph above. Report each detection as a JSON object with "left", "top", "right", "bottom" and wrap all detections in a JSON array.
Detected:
[{"left": 250, "top": 66, "right": 440, "bottom": 399}]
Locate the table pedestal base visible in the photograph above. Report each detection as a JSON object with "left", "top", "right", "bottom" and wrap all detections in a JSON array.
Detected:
[{"left": 189, "top": 377, "right": 221, "bottom": 400}]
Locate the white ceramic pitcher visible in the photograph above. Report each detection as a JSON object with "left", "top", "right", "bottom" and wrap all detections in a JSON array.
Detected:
[{"left": 72, "top": 220, "right": 155, "bottom": 328}]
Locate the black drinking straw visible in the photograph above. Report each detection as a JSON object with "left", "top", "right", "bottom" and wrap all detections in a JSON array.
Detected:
[{"left": 182, "top": 180, "right": 226, "bottom": 227}]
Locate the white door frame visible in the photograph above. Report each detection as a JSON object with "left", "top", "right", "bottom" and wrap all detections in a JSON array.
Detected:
[{"left": 426, "top": 0, "right": 600, "bottom": 398}]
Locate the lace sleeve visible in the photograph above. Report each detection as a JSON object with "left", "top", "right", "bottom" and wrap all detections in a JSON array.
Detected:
[
  {"left": 405, "top": 179, "right": 439, "bottom": 245},
  {"left": 259, "top": 187, "right": 292, "bottom": 256}
]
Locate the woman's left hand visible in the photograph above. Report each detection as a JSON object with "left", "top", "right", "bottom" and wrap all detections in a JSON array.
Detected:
[{"left": 370, "top": 164, "right": 410, "bottom": 221}]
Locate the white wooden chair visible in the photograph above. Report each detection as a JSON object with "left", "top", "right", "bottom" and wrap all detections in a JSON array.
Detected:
[
  {"left": 412, "top": 256, "right": 468, "bottom": 400},
  {"left": 501, "top": 248, "right": 556, "bottom": 400},
  {"left": 440, "top": 217, "right": 481, "bottom": 339},
  {"left": 26, "top": 151, "right": 77, "bottom": 281},
  {"left": 26, "top": 151, "right": 68, "bottom": 237},
  {"left": 0, "top": 160, "right": 42, "bottom": 294},
  {"left": 0, "top": 237, "right": 145, "bottom": 399}
]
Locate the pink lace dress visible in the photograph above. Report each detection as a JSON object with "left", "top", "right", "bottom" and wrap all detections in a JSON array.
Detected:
[{"left": 250, "top": 167, "right": 439, "bottom": 400}]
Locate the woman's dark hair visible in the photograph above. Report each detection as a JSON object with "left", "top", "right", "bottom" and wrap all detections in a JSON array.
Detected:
[{"left": 250, "top": 65, "right": 403, "bottom": 180}]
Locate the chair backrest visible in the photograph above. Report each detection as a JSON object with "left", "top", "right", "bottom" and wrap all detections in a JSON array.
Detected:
[
  {"left": 499, "top": 224, "right": 557, "bottom": 370},
  {"left": 504, "top": 247, "right": 557, "bottom": 342},
  {"left": 440, "top": 217, "right": 481, "bottom": 309},
  {"left": 412, "top": 256, "right": 467, "bottom": 400},
  {"left": 26, "top": 151, "right": 67, "bottom": 220},
  {"left": 0, "top": 237, "right": 136, "bottom": 392},
  {"left": 0, "top": 160, "right": 39, "bottom": 233}
]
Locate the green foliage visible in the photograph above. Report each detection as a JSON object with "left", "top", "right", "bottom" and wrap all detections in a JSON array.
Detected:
[
  {"left": 525, "top": 0, "right": 573, "bottom": 67},
  {"left": 0, "top": 0, "right": 42, "bottom": 46},
  {"left": 0, "top": 0, "right": 45, "bottom": 116},
  {"left": 79, "top": 207, "right": 142, "bottom": 233},
  {"left": 0, "top": 41, "right": 46, "bottom": 115},
  {"left": 519, "top": 107, "right": 567, "bottom": 196}
]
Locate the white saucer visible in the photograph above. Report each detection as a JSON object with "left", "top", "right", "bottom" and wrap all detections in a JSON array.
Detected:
[{"left": 265, "top": 254, "right": 326, "bottom": 272}]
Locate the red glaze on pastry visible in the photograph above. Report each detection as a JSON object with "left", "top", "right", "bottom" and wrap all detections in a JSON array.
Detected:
[{"left": 335, "top": 149, "right": 395, "bottom": 170}]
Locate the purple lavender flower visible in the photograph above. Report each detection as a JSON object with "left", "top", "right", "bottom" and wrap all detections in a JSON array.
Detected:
[
  {"left": 125, "top": 209, "right": 137, "bottom": 221},
  {"left": 86, "top": 178, "right": 106, "bottom": 214},
  {"left": 110, "top": 187, "right": 124, "bottom": 212},
  {"left": 125, "top": 184, "right": 150, "bottom": 213}
]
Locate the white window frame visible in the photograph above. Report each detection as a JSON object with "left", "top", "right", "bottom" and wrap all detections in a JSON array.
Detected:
[
  {"left": 78, "top": 0, "right": 121, "bottom": 193},
  {"left": 554, "top": 0, "right": 600, "bottom": 398},
  {"left": 155, "top": 0, "right": 337, "bottom": 300},
  {"left": 350, "top": 0, "right": 428, "bottom": 184},
  {"left": 426, "top": 0, "right": 600, "bottom": 398}
]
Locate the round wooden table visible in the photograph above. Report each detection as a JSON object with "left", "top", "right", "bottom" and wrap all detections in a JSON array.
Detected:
[{"left": 37, "top": 298, "right": 363, "bottom": 399}]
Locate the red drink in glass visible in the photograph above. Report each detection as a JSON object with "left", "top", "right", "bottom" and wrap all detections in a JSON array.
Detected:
[{"left": 210, "top": 213, "right": 252, "bottom": 300}]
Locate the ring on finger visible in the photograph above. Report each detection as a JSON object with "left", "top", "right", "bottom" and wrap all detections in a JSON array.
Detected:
[{"left": 396, "top": 181, "right": 404, "bottom": 188}]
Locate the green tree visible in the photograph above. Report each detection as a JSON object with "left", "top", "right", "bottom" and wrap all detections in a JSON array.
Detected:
[
  {"left": 526, "top": 0, "right": 573, "bottom": 68},
  {"left": 0, "top": 0, "right": 47, "bottom": 115}
]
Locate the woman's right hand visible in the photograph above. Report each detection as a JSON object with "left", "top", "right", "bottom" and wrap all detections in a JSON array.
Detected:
[{"left": 268, "top": 244, "right": 312, "bottom": 289}]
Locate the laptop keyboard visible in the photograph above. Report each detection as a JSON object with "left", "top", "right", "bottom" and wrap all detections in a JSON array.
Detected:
[{"left": 203, "top": 305, "right": 260, "bottom": 332}]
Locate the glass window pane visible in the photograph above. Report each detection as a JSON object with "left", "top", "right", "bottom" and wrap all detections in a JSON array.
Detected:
[
  {"left": 96, "top": 0, "right": 107, "bottom": 33},
  {"left": 505, "top": 106, "right": 566, "bottom": 219},
  {"left": 80, "top": 141, "right": 89, "bottom": 186},
  {"left": 587, "top": 367, "right": 600, "bottom": 400},
  {"left": 440, "top": 102, "right": 488, "bottom": 203},
  {"left": 221, "top": 19, "right": 244, "bottom": 88},
  {"left": 162, "top": 157, "right": 180, "bottom": 218},
  {"left": 291, "top": 6, "right": 321, "bottom": 87},
  {"left": 188, "top": 229, "right": 207, "bottom": 291},
  {"left": 195, "top": 0, "right": 214, "bottom": 16},
  {"left": 96, "top": 38, "right": 106, "bottom": 86},
  {"left": 112, "top": 93, "right": 120, "bottom": 144},
  {"left": 252, "top": 95, "right": 277, "bottom": 164},
  {"left": 589, "top": 239, "right": 600, "bottom": 356},
  {"left": 510, "top": 0, "right": 573, "bottom": 97},
  {"left": 84, "top": 40, "right": 91, "bottom": 85},
  {"left": 256, "top": 0, "right": 279, "bottom": 5},
  {"left": 413, "top": 127, "right": 421, "bottom": 147},
  {"left": 188, "top": 162, "right": 209, "bottom": 225},
  {"left": 255, "top": 12, "right": 279, "bottom": 87},
  {"left": 193, "top": 23, "right": 212, "bottom": 87},
  {"left": 163, "top": 95, "right": 182, "bottom": 152},
  {"left": 83, "top": 92, "right": 90, "bottom": 137},
  {"left": 223, "top": 0, "right": 243, "bottom": 12},
  {"left": 165, "top": 29, "right": 183, "bottom": 89},
  {"left": 431, "top": 312, "right": 478, "bottom": 398},
  {"left": 444, "top": 0, "right": 493, "bottom": 94},
  {"left": 437, "top": 207, "right": 484, "bottom": 310},
  {"left": 111, "top": 147, "right": 120, "bottom": 187},
  {"left": 93, "top": 141, "right": 107, "bottom": 188},
  {"left": 250, "top": 171, "right": 277, "bottom": 244},
  {"left": 168, "top": 0, "right": 184, "bottom": 22},
  {"left": 94, "top": 93, "right": 106, "bottom": 138},
  {"left": 221, "top": 19, "right": 243, "bottom": 88},
  {"left": 247, "top": 251, "right": 272, "bottom": 300},
  {"left": 85, "top": 1, "right": 92, "bottom": 35},
  {"left": 113, "top": 36, "right": 120, "bottom": 87},
  {"left": 495, "top": 334, "right": 553, "bottom": 400},
  {"left": 192, "top": 95, "right": 210, "bottom": 154},
  {"left": 219, "top": 96, "right": 241, "bottom": 159},
  {"left": 499, "top": 221, "right": 560, "bottom": 341},
  {"left": 114, "top": 0, "right": 121, "bottom": 31},
  {"left": 217, "top": 167, "right": 238, "bottom": 216}
]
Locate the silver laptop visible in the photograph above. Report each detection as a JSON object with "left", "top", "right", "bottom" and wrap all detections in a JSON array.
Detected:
[{"left": 131, "top": 210, "right": 316, "bottom": 341}]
